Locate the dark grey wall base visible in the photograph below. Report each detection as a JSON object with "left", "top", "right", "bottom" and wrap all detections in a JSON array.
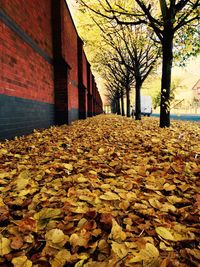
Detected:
[
  {"left": 0, "top": 94, "right": 55, "bottom": 140},
  {"left": 68, "top": 108, "right": 79, "bottom": 124}
]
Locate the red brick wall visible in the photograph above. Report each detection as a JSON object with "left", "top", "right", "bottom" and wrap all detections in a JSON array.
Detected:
[
  {"left": 95, "top": 90, "right": 103, "bottom": 114},
  {"left": 0, "top": 0, "right": 54, "bottom": 104},
  {"left": 1, "top": 0, "right": 53, "bottom": 57},
  {"left": 89, "top": 72, "right": 93, "bottom": 95},
  {"left": 82, "top": 51, "right": 88, "bottom": 88},
  {"left": 0, "top": 0, "right": 103, "bottom": 140},
  {"left": 87, "top": 72, "right": 94, "bottom": 116},
  {"left": 62, "top": 2, "right": 79, "bottom": 119},
  {"left": 0, "top": 22, "right": 54, "bottom": 103}
]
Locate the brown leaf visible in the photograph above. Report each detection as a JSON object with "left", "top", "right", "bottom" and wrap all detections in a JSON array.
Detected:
[{"left": 10, "top": 236, "right": 24, "bottom": 250}]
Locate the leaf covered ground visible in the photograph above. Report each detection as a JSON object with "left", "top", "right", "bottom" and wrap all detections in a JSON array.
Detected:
[{"left": 0, "top": 115, "right": 199, "bottom": 267}]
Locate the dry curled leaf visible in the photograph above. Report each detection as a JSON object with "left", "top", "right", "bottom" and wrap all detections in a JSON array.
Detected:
[
  {"left": 50, "top": 249, "right": 73, "bottom": 267},
  {"left": 100, "top": 191, "right": 120, "bottom": 201},
  {"left": 11, "top": 256, "right": 32, "bottom": 267},
  {"left": 109, "top": 219, "right": 126, "bottom": 241},
  {"left": 111, "top": 241, "right": 128, "bottom": 259},
  {"left": 69, "top": 230, "right": 90, "bottom": 248},
  {"left": 0, "top": 236, "right": 11, "bottom": 256},
  {"left": 128, "top": 243, "right": 159, "bottom": 267},
  {"left": 155, "top": 227, "right": 174, "bottom": 241},
  {"left": 45, "top": 229, "right": 68, "bottom": 247}
]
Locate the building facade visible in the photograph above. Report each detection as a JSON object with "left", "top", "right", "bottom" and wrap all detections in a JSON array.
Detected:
[
  {"left": 192, "top": 79, "right": 200, "bottom": 102},
  {"left": 0, "top": 0, "right": 103, "bottom": 140}
]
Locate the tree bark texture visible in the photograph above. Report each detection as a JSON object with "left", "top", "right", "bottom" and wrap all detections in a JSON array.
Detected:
[
  {"left": 121, "top": 91, "right": 125, "bottom": 116},
  {"left": 117, "top": 90, "right": 121, "bottom": 115},
  {"left": 126, "top": 87, "right": 131, "bottom": 117},
  {"left": 135, "top": 80, "right": 141, "bottom": 120},
  {"left": 160, "top": 31, "right": 173, "bottom": 127}
]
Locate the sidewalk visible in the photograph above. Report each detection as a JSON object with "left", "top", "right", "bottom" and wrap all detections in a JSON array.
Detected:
[{"left": 0, "top": 115, "right": 199, "bottom": 266}]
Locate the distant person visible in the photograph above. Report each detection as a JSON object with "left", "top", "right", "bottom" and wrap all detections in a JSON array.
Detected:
[{"left": 131, "top": 106, "right": 135, "bottom": 118}]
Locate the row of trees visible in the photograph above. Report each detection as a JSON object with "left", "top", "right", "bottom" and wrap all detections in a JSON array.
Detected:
[{"left": 75, "top": 0, "right": 199, "bottom": 127}]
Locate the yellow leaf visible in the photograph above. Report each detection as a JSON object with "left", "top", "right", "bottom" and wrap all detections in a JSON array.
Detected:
[
  {"left": 155, "top": 227, "right": 174, "bottom": 241},
  {"left": 151, "top": 138, "right": 160, "bottom": 144},
  {"left": 159, "top": 242, "right": 173, "bottom": 251},
  {"left": 100, "top": 191, "right": 120, "bottom": 201},
  {"left": 0, "top": 172, "right": 9, "bottom": 180},
  {"left": 71, "top": 206, "right": 88, "bottom": 214},
  {"left": 178, "top": 183, "right": 190, "bottom": 192},
  {"left": 128, "top": 254, "right": 143, "bottom": 263},
  {"left": 77, "top": 218, "right": 88, "bottom": 228},
  {"left": 0, "top": 197, "right": 5, "bottom": 206},
  {"left": 167, "top": 196, "right": 182, "bottom": 204},
  {"left": 74, "top": 260, "right": 85, "bottom": 267},
  {"left": 124, "top": 241, "right": 137, "bottom": 249},
  {"left": 89, "top": 170, "right": 97, "bottom": 175},
  {"left": 160, "top": 202, "right": 176, "bottom": 212},
  {"left": 12, "top": 256, "right": 32, "bottom": 267},
  {"left": 78, "top": 253, "right": 90, "bottom": 260},
  {"left": 63, "top": 163, "right": 73, "bottom": 171},
  {"left": 16, "top": 170, "right": 30, "bottom": 190},
  {"left": 109, "top": 161, "right": 118, "bottom": 167},
  {"left": 45, "top": 229, "right": 68, "bottom": 247},
  {"left": 126, "top": 192, "right": 137, "bottom": 201},
  {"left": 100, "top": 184, "right": 111, "bottom": 189},
  {"left": 140, "top": 243, "right": 160, "bottom": 267},
  {"left": 0, "top": 148, "right": 8, "bottom": 157},
  {"left": 0, "top": 236, "right": 11, "bottom": 256},
  {"left": 148, "top": 198, "right": 162, "bottom": 209},
  {"left": 163, "top": 183, "right": 176, "bottom": 191},
  {"left": 34, "top": 208, "right": 61, "bottom": 221},
  {"left": 69, "top": 231, "right": 90, "bottom": 248},
  {"left": 76, "top": 175, "right": 88, "bottom": 183},
  {"left": 129, "top": 243, "right": 159, "bottom": 266},
  {"left": 126, "top": 169, "right": 137, "bottom": 176},
  {"left": 34, "top": 208, "right": 61, "bottom": 229},
  {"left": 109, "top": 219, "right": 126, "bottom": 241},
  {"left": 18, "top": 188, "right": 37, "bottom": 197},
  {"left": 50, "top": 249, "right": 72, "bottom": 267},
  {"left": 119, "top": 200, "right": 130, "bottom": 210},
  {"left": 98, "top": 148, "right": 105, "bottom": 154},
  {"left": 173, "top": 231, "right": 195, "bottom": 241},
  {"left": 111, "top": 241, "right": 128, "bottom": 258}
]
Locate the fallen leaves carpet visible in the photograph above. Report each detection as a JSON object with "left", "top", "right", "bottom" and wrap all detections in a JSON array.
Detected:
[{"left": 0, "top": 115, "right": 199, "bottom": 267}]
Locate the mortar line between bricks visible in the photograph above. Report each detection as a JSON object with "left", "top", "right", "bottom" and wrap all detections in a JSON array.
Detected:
[{"left": 0, "top": 9, "right": 53, "bottom": 65}]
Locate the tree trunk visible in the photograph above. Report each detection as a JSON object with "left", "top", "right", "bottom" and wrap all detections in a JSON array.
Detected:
[
  {"left": 135, "top": 80, "right": 141, "bottom": 120},
  {"left": 126, "top": 87, "right": 131, "bottom": 117},
  {"left": 111, "top": 100, "right": 116, "bottom": 113},
  {"left": 160, "top": 31, "right": 173, "bottom": 128},
  {"left": 121, "top": 90, "right": 125, "bottom": 116},
  {"left": 116, "top": 91, "right": 121, "bottom": 115}
]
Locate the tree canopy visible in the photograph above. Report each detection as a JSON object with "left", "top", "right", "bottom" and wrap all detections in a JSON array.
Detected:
[{"left": 77, "top": 0, "right": 200, "bottom": 127}]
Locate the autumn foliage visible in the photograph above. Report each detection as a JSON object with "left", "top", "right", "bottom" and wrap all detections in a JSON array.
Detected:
[{"left": 0, "top": 115, "right": 199, "bottom": 266}]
